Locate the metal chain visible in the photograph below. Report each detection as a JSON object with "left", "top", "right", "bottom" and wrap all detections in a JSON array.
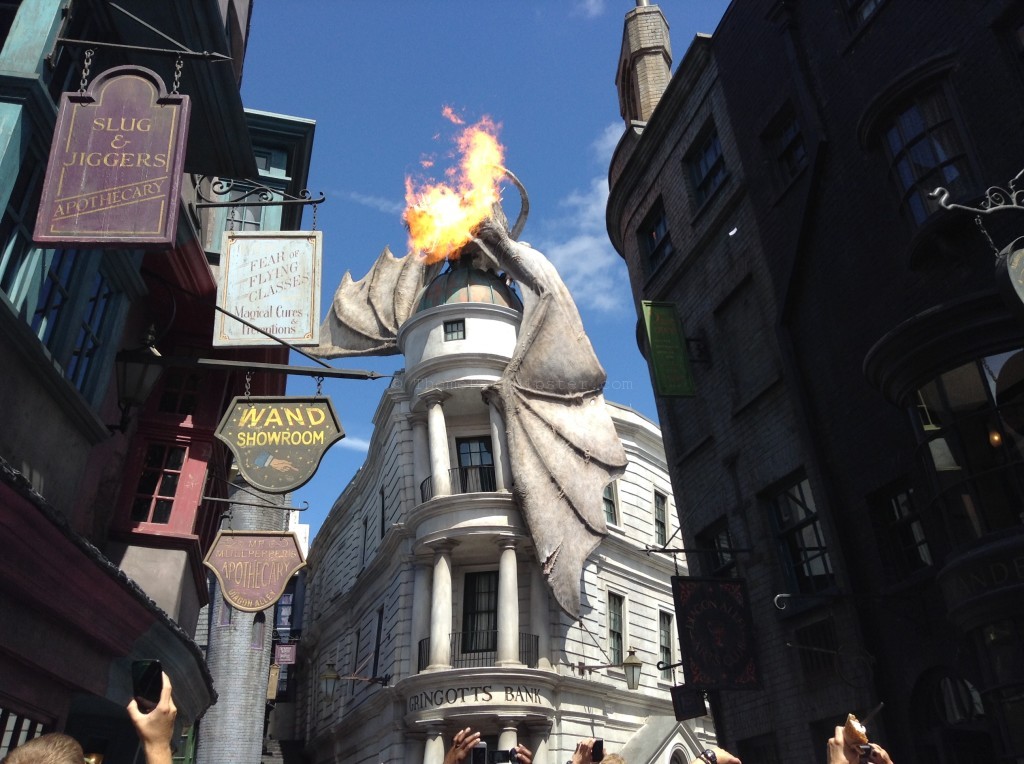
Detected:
[
  {"left": 78, "top": 48, "right": 94, "bottom": 95},
  {"left": 171, "top": 55, "right": 183, "bottom": 95},
  {"left": 244, "top": 370, "right": 252, "bottom": 401},
  {"left": 311, "top": 202, "right": 318, "bottom": 231},
  {"left": 976, "top": 216, "right": 1000, "bottom": 259},
  {"left": 314, "top": 375, "right": 324, "bottom": 397}
]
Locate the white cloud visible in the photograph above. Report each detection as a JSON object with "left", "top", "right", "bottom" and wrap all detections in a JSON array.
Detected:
[
  {"left": 572, "top": 0, "right": 606, "bottom": 19},
  {"left": 591, "top": 122, "right": 624, "bottom": 164},
  {"left": 339, "top": 189, "right": 404, "bottom": 216},
  {"left": 533, "top": 175, "right": 627, "bottom": 314},
  {"left": 339, "top": 435, "right": 371, "bottom": 452}
]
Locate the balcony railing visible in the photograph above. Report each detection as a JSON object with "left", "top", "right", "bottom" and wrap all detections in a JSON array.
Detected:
[
  {"left": 420, "top": 465, "right": 497, "bottom": 502},
  {"left": 417, "top": 631, "right": 539, "bottom": 672}
]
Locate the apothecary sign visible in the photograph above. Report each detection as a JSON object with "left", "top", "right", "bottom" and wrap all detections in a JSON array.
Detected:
[
  {"left": 203, "top": 531, "right": 306, "bottom": 612},
  {"left": 34, "top": 65, "right": 190, "bottom": 247}
]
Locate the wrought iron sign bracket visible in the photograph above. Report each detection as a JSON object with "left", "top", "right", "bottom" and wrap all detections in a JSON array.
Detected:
[
  {"left": 54, "top": 3, "right": 232, "bottom": 63},
  {"left": 644, "top": 545, "right": 753, "bottom": 557},
  {"left": 201, "top": 495, "right": 310, "bottom": 512},
  {"left": 931, "top": 167, "right": 1024, "bottom": 218},
  {"left": 194, "top": 176, "right": 326, "bottom": 210}
]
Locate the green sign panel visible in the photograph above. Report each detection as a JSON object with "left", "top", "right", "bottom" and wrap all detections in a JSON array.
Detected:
[{"left": 642, "top": 300, "right": 696, "bottom": 397}]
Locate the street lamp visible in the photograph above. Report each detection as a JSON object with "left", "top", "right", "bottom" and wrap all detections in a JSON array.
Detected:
[
  {"left": 110, "top": 324, "right": 163, "bottom": 433},
  {"left": 571, "top": 648, "right": 644, "bottom": 690},
  {"left": 319, "top": 663, "right": 341, "bottom": 701},
  {"left": 622, "top": 648, "right": 643, "bottom": 691}
]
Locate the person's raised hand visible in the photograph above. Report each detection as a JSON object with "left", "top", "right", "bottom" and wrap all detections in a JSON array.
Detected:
[
  {"left": 127, "top": 672, "right": 176, "bottom": 764},
  {"left": 444, "top": 727, "right": 482, "bottom": 764}
]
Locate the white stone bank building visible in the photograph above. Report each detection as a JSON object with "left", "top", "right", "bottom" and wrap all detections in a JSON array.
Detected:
[{"left": 296, "top": 263, "right": 716, "bottom": 764}]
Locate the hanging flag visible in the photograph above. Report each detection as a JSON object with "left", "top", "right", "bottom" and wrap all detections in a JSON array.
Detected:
[{"left": 671, "top": 576, "right": 759, "bottom": 690}]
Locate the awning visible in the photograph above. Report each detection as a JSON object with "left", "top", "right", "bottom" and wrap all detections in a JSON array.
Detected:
[{"left": 0, "top": 456, "right": 215, "bottom": 726}]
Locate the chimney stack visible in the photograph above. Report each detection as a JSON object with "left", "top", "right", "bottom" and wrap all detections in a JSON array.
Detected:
[{"left": 615, "top": 2, "right": 672, "bottom": 125}]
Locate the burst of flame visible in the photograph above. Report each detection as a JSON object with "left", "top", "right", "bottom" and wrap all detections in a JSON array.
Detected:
[{"left": 403, "top": 114, "right": 505, "bottom": 263}]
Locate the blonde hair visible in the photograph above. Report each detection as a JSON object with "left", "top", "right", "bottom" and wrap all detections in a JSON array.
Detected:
[
  {"left": 602, "top": 755, "right": 627, "bottom": 764},
  {"left": 1, "top": 733, "right": 85, "bottom": 764}
]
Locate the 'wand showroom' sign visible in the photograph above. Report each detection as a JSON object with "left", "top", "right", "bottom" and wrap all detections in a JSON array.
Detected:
[
  {"left": 215, "top": 396, "right": 345, "bottom": 493},
  {"left": 34, "top": 65, "right": 190, "bottom": 248}
]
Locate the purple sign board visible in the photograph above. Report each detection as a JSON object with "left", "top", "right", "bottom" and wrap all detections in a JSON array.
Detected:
[{"left": 34, "top": 65, "right": 190, "bottom": 248}]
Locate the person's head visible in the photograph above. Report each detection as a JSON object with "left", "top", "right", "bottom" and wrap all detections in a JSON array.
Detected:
[
  {"left": 603, "top": 755, "right": 627, "bottom": 764},
  {"left": 1, "top": 733, "right": 84, "bottom": 764}
]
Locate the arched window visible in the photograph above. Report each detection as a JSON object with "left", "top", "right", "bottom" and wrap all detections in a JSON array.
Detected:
[{"left": 251, "top": 611, "right": 266, "bottom": 650}]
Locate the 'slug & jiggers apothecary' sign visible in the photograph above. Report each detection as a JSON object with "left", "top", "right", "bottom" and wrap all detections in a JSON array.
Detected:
[{"left": 34, "top": 65, "right": 190, "bottom": 248}]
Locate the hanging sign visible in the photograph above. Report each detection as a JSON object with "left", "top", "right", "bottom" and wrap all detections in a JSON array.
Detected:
[
  {"left": 34, "top": 65, "right": 190, "bottom": 248},
  {"left": 642, "top": 301, "right": 696, "bottom": 397},
  {"left": 275, "top": 644, "right": 297, "bottom": 665},
  {"left": 214, "top": 230, "right": 323, "bottom": 347},
  {"left": 215, "top": 396, "right": 344, "bottom": 493},
  {"left": 671, "top": 576, "right": 759, "bottom": 691},
  {"left": 204, "top": 531, "right": 306, "bottom": 612}
]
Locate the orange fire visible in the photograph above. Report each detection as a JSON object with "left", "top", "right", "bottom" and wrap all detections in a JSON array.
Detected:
[{"left": 403, "top": 114, "right": 506, "bottom": 263}]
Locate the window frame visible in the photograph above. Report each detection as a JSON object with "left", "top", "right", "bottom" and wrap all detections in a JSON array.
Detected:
[
  {"left": 603, "top": 481, "right": 619, "bottom": 526},
  {"left": 764, "top": 103, "right": 807, "bottom": 186},
  {"left": 455, "top": 435, "right": 496, "bottom": 492},
  {"left": 879, "top": 84, "right": 973, "bottom": 226},
  {"left": 654, "top": 490, "right": 668, "bottom": 546},
  {"left": 767, "top": 474, "right": 836, "bottom": 595},
  {"left": 444, "top": 319, "right": 466, "bottom": 341},
  {"left": 687, "top": 128, "right": 727, "bottom": 208},
  {"left": 659, "top": 610, "right": 674, "bottom": 681},
  {"left": 607, "top": 591, "right": 626, "bottom": 666},
  {"left": 637, "top": 198, "right": 674, "bottom": 275},
  {"left": 462, "top": 570, "right": 499, "bottom": 653},
  {"left": 117, "top": 436, "right": 211, "bottom": 536},
  {"left": 697, "top": 516, "right": 738, "bottom": 577},
  {"left": 869, "top": 482, "right": 932, "bottom": 580}
]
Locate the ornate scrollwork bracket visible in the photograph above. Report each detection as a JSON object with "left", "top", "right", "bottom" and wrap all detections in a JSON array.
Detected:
[
  {"left": 194, "top": 175, "right": 326, "bottom": 209},
  {"left": 931, "top": 168, "right": 1024, "bottom": 217}
]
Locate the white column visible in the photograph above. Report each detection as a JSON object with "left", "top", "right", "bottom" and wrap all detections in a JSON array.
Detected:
[
  {"left": 424, "top": 391, "right": 452, "bottom": 497},
  {"left": 530, "top": 561, "right": 551, "bottom": 670},
  {"left": 412, "top": 415, "right": 430, "bottom": 503},
  {"left": 423, "top": 725, "right": 445, "bottom": 764},
  {"left": 498, "top": 719, "right": 519, "bottom": 756},
  {"left": 528, "top": 723, "right": 551, "bottom": 764},
  {"left": 483, "top": 389, "right": 512, "bottom": 492},
  {"left": 496, "top": 539, "right": 520, "bottom": 666},
  {"left": 411, "top": 559, "right": 432, "bottom": 673},
  {"left": 428, "top": 542, "right": 454, "bottom": 669}
]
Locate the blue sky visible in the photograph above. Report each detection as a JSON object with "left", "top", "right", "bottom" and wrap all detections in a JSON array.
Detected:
[{"left": 239, "top": 1, "right": 731, "bottom": 539}]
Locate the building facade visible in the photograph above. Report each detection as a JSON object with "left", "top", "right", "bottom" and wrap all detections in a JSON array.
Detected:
[
  {"left": 0, "top": 1, "right": 314, "bottom": 760},
  {"left": 608, "top": 1, "right": 1024, "bottom": 762},
  {"left": 297, "top": 259, "right": 715, "bottom": 764}
]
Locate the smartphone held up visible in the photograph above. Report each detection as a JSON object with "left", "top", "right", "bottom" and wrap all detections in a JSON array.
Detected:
[{"left": 132, "top": 659, "right": 163, "bottom": 714}]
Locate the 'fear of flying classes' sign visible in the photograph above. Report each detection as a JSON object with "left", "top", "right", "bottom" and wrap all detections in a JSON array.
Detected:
[
  {"left": 215, "top": 396, "right": 345, "bottom": 493},
  {"left": 214, "top": 230, "right": 322, "bottom": 347},
  {"left": 34, "top": 65, "right": 190, "bottom": 248}
]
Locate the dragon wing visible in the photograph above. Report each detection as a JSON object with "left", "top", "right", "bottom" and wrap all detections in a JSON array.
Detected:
[{"left": 312, "top": 246, "right": 441, "bottom": 358}]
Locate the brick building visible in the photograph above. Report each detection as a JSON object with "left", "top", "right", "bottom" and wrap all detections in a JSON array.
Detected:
[
  {"left": 0, "top": 2, "right": 314, "bottom": 760},
  {"left": 607, "top": 1, "right": 1024, "bottom": 761}
]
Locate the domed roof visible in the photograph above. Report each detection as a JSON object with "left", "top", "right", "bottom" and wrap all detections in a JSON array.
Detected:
[{"left": 415, "top": 259, "right": 523, "bottom": 313}]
